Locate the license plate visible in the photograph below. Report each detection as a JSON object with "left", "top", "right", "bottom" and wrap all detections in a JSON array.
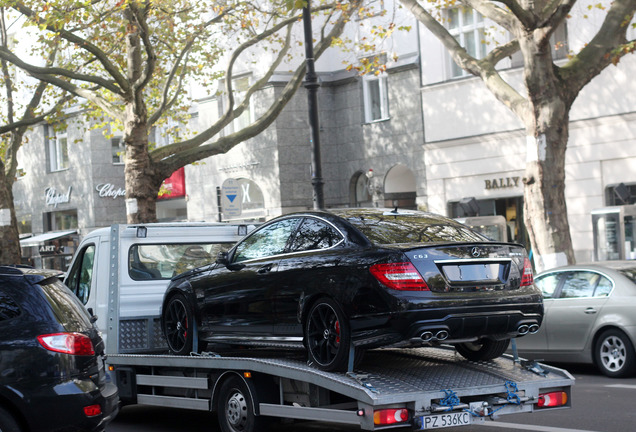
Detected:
[{"left": 419, "top": 411, "right": 472, "bottom": 429}]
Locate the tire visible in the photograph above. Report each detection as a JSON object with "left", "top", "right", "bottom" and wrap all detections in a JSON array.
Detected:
[
  {"left": 455, "top": 338, "right": 510, "bottom": 361},
  {"left": 305, "top": 298, "right": 351, "bottom": 372},
  {"left": 594, "top": 329, "right": 636, "bottom": 378},
  {"left": 0, "top": 406, "right": 22, "bottom": 432},
  {"left": 162, "top": 293, "right": 194, "bottom": 355},
  {"left": 217, "top": 376, "right": 267, "bottom": 432}
]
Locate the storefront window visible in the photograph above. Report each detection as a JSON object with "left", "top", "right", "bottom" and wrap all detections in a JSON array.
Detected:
[{"left": 44, "top": 210, "right": 78, "bottom": 231}]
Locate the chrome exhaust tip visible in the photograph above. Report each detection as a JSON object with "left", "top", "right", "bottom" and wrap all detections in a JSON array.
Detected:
[
  {"left": 436, "top": 330, "right": 449, "bottom": 341},
  {"left": 528, "top": 324, "right": 540, "bottom": 334},
  {"left": 421, "top": 331, "right": 434, "bottom": 342},
  {"left": 517, "top": 325, "right": 529, "bottom": 335}
]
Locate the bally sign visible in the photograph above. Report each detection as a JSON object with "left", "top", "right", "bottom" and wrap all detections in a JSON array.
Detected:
[
  {"left": 484, "top": 177, "right": 523, "bottom": 190},
  {"left": 45, "top": 187, "right": 72, "bottom": 208}
]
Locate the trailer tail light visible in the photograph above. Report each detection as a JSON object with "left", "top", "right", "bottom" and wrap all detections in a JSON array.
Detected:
[
  {"left": 37, "top": 332, "right": 95, "bottom": 356},
  {"left": 374, "top": 408, "right": 409, "bottom": 425},
  {"left": 370, "top": 263, "right": 429, "bottom": 291},
  {"left": 538, "top": 391, "right": 568, "bottom": 408},
  {"left": 520, "top": 257, "right": 534, "bottom": 287},
  {"left": 84, "top": 404, "right": 102, "bottom": 417}
]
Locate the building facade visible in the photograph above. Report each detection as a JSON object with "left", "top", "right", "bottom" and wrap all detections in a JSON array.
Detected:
[{"left": 13, "top": 2, "right": 636, "bottom": 270}]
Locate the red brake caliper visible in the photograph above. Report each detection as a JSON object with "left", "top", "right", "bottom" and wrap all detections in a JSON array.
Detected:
[{"left": 335, "top": 320, "right": 340, "bottom": 344}]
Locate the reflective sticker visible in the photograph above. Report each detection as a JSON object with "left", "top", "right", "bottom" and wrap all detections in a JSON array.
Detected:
[
  {"left": 0, "top": 209, "right": 10, "bottom": 226},
  {"left": 125, "top": 198, "right": 138, "bottom": 215}
]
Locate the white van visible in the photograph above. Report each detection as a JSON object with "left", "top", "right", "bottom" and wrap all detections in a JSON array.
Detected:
[{"left": 63, "top": 223, "right": 253, "bottom": 354}]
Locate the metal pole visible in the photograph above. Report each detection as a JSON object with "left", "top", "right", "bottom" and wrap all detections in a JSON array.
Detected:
[{"left": 302, "top": 2, "right": 325, "bottom": 210}]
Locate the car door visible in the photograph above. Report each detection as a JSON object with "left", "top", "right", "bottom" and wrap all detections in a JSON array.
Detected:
[
  {"left": 547, "top": 270, "right": 611, "bottom": 352},
  {"left": 514, "top": 272, "right": 560, "bottom": 352},
  {"left": 195, "top": 217, "right": 301, "bottom": 337},
  {"left": 273, "top": 216, "right": 345, "bottom": 337}
]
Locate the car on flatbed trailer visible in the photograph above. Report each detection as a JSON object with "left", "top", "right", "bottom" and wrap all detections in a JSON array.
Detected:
[{"left": 63, "top": 222, "right": 574, "bottom": 432}]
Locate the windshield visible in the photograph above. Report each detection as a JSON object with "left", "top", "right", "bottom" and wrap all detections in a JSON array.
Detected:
[{"left": 337, "top": 210, "right": 489, "bottom": 244}]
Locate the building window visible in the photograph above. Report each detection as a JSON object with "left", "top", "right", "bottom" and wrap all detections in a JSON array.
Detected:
[
  {"left": 606, "top": 183, "right": 635, "bottom": 206},
  {"left": 363, "top": 74, "right": 389, "bottom": 123},
  {"left": 112, "top": 137, "right": 125, "bottom": 164},
  {"left": 49, "top": 132, "right": 69, "bottom": 172},
  {"left": 447, "top": 7, "right": 486, "bottom": 78},
  {"left": 44, "top": 210, "right": 78, "bottom": 231}
]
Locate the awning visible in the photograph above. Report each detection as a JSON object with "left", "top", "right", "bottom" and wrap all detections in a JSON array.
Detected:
[{"left": 19, "top": 230, "right": 77, "bottom": 247}]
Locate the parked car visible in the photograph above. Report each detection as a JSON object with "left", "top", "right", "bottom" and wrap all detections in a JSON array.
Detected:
[
  {"left": 161, "top": 208, "right": 542, "bottom": 371},
  {"left": 513, "top": 261, "right": 636, "bottom": 378},
  {"left": 0, "top": 266, "right": 119, "bottom": 432}
]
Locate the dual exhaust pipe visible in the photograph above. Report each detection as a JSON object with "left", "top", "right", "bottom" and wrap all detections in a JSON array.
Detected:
[
  {"left": 420, "top": 330, "right": 449, "bottom": 342},
  {"left": 517, "top": 323, "right": 540, "bottom": 335},
  {"left": 419, "top": 322, "right": 539, "bottom": 342}
]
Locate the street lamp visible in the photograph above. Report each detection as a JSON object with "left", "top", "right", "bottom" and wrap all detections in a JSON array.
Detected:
[{"left": 302, "top": 1, "right": 325, "bottom": 210}]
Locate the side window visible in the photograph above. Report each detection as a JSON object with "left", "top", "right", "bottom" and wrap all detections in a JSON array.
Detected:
[
  {"left": 233, "top": 218, "right": 300, "bottom": 262},
  {"left": 66, "top": 244, "right": 96, "bottom": 305},
  {"left": 535, "top": 273, "right": 560, "bottom": 299},
  {"left": 0, "top": 291, "right": 21, "bottom": 321},
  {"left": 594, "top": 275, "right": 613, "bottom": 297},
  {"left": 559, "top": 271, "right": 598, "bottom": 299},
  {"left": 289, "top": 218, "right": 343, "bottom": 252}
]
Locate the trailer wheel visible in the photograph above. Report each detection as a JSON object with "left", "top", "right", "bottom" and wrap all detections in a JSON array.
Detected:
[
  {"left": 455, "top": 338, "right": 510, "bottom": 361},
  {"left": 217, "top": 376, "right": 265, "bottom": 432},
  {"left": 305, "top": 298, "right": 350, "bottom": 372},
  {"left": 0, "top": 406, "right": 22, "bottom": 432},
  {"left": 594, "top": 329, "right": 636, "bottom": 378},
  {"left": 163, "top": 293, "right": 194, "bottom": 355}
]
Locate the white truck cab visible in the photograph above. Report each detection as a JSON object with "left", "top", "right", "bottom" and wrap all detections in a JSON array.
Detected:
[{"left": 63, "top": 222, "right": 252, "bottom": 353}]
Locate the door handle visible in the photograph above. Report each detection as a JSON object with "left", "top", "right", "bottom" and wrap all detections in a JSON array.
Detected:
[
  {"left": 257, "top": 264, "right": 273, "bottom": 274},
  {"left": 584, "top": 307, "right": 597, "bottom": 314}
]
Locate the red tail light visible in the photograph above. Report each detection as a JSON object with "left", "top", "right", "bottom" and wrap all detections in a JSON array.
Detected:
[
  {"left": 370, "top": 262, "right": 429, "bottom": 291},
  {"left": 520, "top": 257, "right": 534, "bottom": 287},
  {"left": 84, "top": 404, "right": 102, "bottom": 417},
  {"left": 37, "top": 332, "right": 95, "bottom": 356},
  {"left": 374, "top": 408, "right": 409, "bottom": 425},
  {"left": 538, "top": 391, "right": 568, "bottom": 407}
]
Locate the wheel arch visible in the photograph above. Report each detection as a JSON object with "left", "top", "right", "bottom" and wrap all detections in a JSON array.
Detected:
[
  {"left": 161, "top": 282, "right": 200, "bottom": 327},
  {"left": 211, "top": 371, "right": 278, "bottom": 416},
  {"left": 0, "top": 394, "right": 29, "bottom": 432},
  {"left": 591, "top": 324, "right": 636, "bottom": 367}
]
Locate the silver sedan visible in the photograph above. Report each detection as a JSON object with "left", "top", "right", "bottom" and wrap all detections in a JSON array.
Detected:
[{"left": 513, "top": 261, "right": 636, "bottom": 377}]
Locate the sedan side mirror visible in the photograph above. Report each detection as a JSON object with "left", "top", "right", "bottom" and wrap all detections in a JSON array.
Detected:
[{"left": 216, "top": 251, "right": 230, "bottom": 266}]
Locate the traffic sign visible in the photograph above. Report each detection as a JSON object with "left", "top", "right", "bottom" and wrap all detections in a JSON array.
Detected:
[{"left": 221, "top": 178, "right": 242, "bottom": 218}]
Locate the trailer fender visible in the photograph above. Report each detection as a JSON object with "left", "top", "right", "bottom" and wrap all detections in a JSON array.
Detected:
[{"left": 211, "top": 371, "right": 277, "bottom": 416}]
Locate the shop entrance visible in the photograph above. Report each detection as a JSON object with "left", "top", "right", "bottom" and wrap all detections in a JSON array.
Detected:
[{"left": 448, "top": 196, "right": 529, "bottom": 248}]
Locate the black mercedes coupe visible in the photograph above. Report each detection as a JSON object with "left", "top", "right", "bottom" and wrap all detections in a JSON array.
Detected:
[{"left": 161, "top": 208, "right": 542, "bottom": 371}]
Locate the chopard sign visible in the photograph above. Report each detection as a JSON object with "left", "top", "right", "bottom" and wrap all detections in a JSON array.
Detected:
[
  {"left": 96, "top": 183, "right": 126, "bottom": 199},
  {"left": 45, "top": 187, "right": 72, "bottom": 208}
]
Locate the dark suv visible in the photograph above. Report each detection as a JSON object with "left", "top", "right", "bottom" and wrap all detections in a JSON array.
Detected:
[{"left": 0, "top": 266, "right": 119, "bottom": 432}]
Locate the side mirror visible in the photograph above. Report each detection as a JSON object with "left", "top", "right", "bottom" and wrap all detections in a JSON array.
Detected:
[{"left": 216, "top": 251, "right": 230, "bottom": 266}]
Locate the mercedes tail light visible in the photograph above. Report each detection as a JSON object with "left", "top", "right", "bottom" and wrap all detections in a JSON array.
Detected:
[
  {"left": 370, "top": 263, "right": 429, "bottom": 291},
  {"left": 520, "top": 257, "right": 534, "bottom": 287},
  {"left": 37, "top": 332, "right": 95, "bottom": 356}
]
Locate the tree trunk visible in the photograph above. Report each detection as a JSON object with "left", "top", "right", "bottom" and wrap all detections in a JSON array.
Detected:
[
  {"left": 521, "top": 29, "right": 575, "bottom": 271},
  {"left": 0, "top": 159, "right": 21, "bottom": 264}
]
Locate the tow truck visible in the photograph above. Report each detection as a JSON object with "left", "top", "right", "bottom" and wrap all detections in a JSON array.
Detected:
[{"left": 64, "top": 223, "right": 574, "bottom": 432}]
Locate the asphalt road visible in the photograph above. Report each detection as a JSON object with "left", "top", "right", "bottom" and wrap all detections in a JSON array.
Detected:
[{"left": 107, "top": 363, "right": 636, "bottom": 432}]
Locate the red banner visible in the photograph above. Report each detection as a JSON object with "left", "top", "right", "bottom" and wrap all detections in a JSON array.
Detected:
[{"left": 158, "top": 167, "right": 186, "bottom": 200}]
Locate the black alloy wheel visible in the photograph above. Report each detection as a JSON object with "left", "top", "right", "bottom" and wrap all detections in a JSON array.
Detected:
[
  {"left": 217, "top": 376, "right": 267, "bottom": 432},
  {"left": 594, "top": 329, "right": 636, "bottom": 378},
  {"left": 163, "top": 293, "right": 194, "bottom": 355},
  {"left": 455, "top": 339, "right": 510, "bottom": 362},
  {"left": 305, "top": 298, "right": 351, "bottom": 372}
]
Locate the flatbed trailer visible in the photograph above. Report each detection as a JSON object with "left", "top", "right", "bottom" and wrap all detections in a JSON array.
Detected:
[{"left": 108, "top": 346, "right": 574, "bottom": 431}]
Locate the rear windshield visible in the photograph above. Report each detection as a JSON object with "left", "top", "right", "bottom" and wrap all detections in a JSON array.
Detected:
[
  {"left": 343, "top": 214, "right": 489, "bottom": 244},
  {"left": 39, "top": 278, "right": 93, "bottom": 331},
  {"left": 618, "top": 267, "right": 636, "bottom": 284}
]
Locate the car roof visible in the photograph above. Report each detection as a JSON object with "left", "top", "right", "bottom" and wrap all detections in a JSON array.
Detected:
[
  {"left": 537, "top": 261, "right": 636, "bottom": 276},
  {"left": 0, "top": 265, "right": 64, "bottom": 281}
]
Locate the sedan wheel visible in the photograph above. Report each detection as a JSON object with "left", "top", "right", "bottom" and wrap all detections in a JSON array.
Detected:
[
  {"left": 594, "top": 329, "right": 636, "bottom": 378},
  {"left": 163, "top": 293, "right": 193, "bottom": 355},
  {"left": 305, "top": 298, "right": 351, "bottom": 372},
  {"left": 455, "top": 339, "right": 510, "bottom": 362}
]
